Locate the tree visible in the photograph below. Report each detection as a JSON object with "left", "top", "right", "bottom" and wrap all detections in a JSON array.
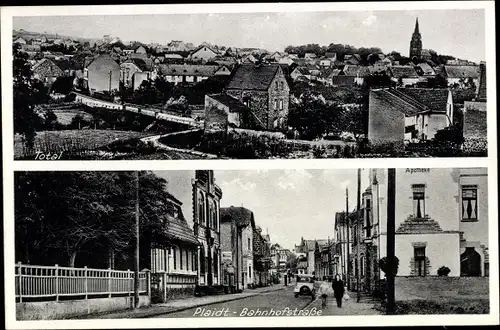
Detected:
[
  {"left": 14, "top": 171, "right": 177, "bottom": 268},
  {"left": 51, "top": 76, "right": 74, "bottom": 95},
  {"left": 338, "top": 105, "right": 367, "bottom": 142},
  {"left": 13, "top": 44, "right": 48, "bottom": 149},
  {"left": 132, "top": 80, "right": 158, "bottom": 105},
  {"left": 286, "top": 254, "right": 298, "bottom": 274}
]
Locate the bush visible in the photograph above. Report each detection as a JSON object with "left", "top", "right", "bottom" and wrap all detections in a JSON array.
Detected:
[
  {"left": 437, "top": 266, "right": 451, "bottom": 276},
  {"left": 379, "top": 256, "right": 399, "bottom": 276}
]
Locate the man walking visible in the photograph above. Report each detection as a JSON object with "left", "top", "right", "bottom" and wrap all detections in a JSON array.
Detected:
[{"left": 332, "top": 274, "right": 345, "bottom": 308}]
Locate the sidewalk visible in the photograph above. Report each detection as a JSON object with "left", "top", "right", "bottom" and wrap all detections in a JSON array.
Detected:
[
  {"left": 74, "top": 285, "right": 286, "bottom": 319},
  {"left": 309, "top": 291, "right": 382, "bottom": 316}
]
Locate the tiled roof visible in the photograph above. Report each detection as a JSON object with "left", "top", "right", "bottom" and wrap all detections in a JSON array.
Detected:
[
  {"left": 159, "top": 64, "right": 220, "bottom": 77},
  {"left": 390, "top": 65, "right": 419, "bottom": 78},
  {"left": 371, "top": 88, "right": 449, "bottom": 116},
  {"left": 226, "top": 63, "right": 281, "bottom": 91},
  {"left": 164, "top": 212, "right": 199, "bottom": 245},
  {"left": 417, "top": 63, "right": 435, "bottom": 75},
  {"left": 207, "top": 93, "right": 249, "bottom": 113},
  {"left": 123, "top": 58, "right": 152, "bottom": 72},
  {"left": 444, "top": 65, "right": 480, "bottom": 79},
  {"left": 294, "top": 66, "right": 311, "bottom": 75},
  {"left": 396, "top": 88, "right": 449, "bottom": 113},
  {"left": 220, "top": 206, "right": 255, "bottom": 228},
  {"left": 343, "top": 65, "right": 371, "bottom": 77}
]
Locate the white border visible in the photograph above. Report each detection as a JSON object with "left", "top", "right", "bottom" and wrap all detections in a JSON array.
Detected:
[{"left": 2, "top": 1, "right": 498, "bottom": 328}]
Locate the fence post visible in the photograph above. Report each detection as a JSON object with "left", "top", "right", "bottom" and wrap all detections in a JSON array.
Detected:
[
  {"left": 55, "top": 264, "right": 59, "bottom": 302},
  {"left": 127, "top": 269, "right": 130, "bottom": 297},
  {"left": 147, "top": 271, "right": 151, "bottom": 299},
  {"left": 84, "top": 266, "right": 88, "bottom": 300},
  {"left": 108, "top": 268, "right": 112, "bottom": 298},
  {"left": 17, "top": 262, "right": 23, "bottom": 303}
]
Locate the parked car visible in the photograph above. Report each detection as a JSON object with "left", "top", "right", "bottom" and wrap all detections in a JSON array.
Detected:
[{"left": 294, "top": 274, "right": 316, "bottom": 298}]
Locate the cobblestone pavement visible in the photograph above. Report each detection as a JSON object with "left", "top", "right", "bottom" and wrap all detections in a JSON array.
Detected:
[
  {"left": 154, "top": 285, "right": 318, "bottom": 318},
  {"left": 307, "top": 291, "right": 382, "bottom": 316}
]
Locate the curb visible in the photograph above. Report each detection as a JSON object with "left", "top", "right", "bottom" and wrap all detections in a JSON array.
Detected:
[{"left": 79, "top": 286, "right": 287, "bottom": 319}]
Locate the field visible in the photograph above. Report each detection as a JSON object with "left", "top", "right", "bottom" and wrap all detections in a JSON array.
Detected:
[
  {"left": 14, "top": 130, "right": 156, "bottom": 159},
  {"left": 53, "top": 109, "right": 94, "bottom": 125},
  {"left": 374, "top": 277, "right": 490, "bottom": 314}
]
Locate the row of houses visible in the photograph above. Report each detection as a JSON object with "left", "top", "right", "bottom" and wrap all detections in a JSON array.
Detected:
[
  {"left": 296, "top": 167, "right": 488, "bottom": 294},
  {"left": 330, "top": 168, "right": 488, "bottom": 296},
  {"left": 368, "top": 62, "right": 487, "bottom": 148},
  {"left": 220, "top": 206, "right": 276, "bottom": 291},
  {"left": 289, "top": 61, "right": 482, "bottom": 88},
  {"left": 147, "top": 170, "right": 283, "bottom": 297}
]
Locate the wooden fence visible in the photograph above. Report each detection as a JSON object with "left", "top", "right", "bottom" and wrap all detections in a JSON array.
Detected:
[{"left": 15, "top": 263, "right": 150, "bottom": 302}]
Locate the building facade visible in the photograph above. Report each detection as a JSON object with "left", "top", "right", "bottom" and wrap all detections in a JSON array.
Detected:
[
  {"left": 225, "top": 63, "right": 290, "bottom": 130},
  {"left": 192, "top": 170, "right": 223, "bottom": 288},
  {"left": 84, "top": 54, "right": 120, "bottom": 95},
  {"left": 149, "top": 192, "right": 199, "bottom": 300}
]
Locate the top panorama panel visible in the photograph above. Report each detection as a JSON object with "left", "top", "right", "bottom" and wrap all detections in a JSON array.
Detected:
[{"left": 11, "top": 9, "right": 488, "bottom": 160}]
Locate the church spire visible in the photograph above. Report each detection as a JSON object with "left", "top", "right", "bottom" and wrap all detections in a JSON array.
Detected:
[{"left": 414, "top": 17, "right": 420, "bottom": 34}]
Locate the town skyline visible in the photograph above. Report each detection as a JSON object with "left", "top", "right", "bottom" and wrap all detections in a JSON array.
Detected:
[
  {"left": 13, "top": 9, "right": 485, "bottom": 63},
  {"left": 155, "top": 169, "right": 370, "bottom": 251}
]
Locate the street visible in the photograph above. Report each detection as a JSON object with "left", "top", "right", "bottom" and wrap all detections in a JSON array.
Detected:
[
  {"left": 154, "top": 286, "right": 315, "bottom": 318},
  {"left": 152, "top": 285, "right": 380, "bottom": 318}
]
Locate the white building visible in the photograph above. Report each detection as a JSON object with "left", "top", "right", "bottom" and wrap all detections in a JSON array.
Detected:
[{"left": 370, "top": 167, "right": 488, "bottom": 278}]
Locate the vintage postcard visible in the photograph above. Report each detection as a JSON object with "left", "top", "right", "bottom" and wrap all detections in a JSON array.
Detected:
[{"left": 1, "top": 1, "right": 498, "bottom": 329}]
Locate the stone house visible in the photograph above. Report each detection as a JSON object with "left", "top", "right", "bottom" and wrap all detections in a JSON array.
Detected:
[
  {"left": 225, "top": 63, "right": 290, "bottom": 130},
  {"left": 344, "top": 54, "right": 362, "bottom": 65},
  {"left": 368, "top": 88, "right": 453, "bottom": 148},
  {"left": 149, "top": 191, "right": 200, "bottom": 299},
  {"left": 31, "top": 58, "right": 65, "bottom": 87},
  {"left": 83, "top": 54, "right": 121, "bottom": 95},
  {"left": 192, "top": 170, "right": 223, "bottom": 289}
]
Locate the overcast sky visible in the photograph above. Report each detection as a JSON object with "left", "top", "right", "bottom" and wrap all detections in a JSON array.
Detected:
[
  {"left": 154, "top": 169, "right": 369, "bottom": 251},
  {"left": 13, "top": 9, "right": 485, "bottom": 62}
]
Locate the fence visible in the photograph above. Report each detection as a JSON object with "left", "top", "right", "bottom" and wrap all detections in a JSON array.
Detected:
[{"left": 15, "top": 263, "right": 150, "bottom": 302}]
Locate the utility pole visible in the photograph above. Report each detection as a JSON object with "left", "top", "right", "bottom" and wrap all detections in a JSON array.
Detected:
[
  {"left": 134, "top": 171, "right": 140, "bottom": 309},
  {"left": 386, "top": 169, "right": 396, "bottom": 315},
  {"left": 345, "top": 188, "right": 350, "bottom": 290},
  {"left": 356, "top": 168, "right": 362, "bottom": 302}
]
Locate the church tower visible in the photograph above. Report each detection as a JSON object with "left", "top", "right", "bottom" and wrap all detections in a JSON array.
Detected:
[{"left": 409, "top": 18, "right": 422, "bottom": 60}]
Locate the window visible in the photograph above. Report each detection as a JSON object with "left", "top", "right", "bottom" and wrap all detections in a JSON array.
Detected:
[
  {"left": 213, "top": 250, "right": 218, "bottom": 275},
  {"left": 279, "top": 99, "right": 283, "bottom": 110},
  {"left": 280, "top": 81, "right": 284, "bottom": 90},
  {"left": 186, "top": 250, "right": 190, "bottom": 271},
  {"left": 462, "top": 186, "right": 478, "bottom": 220},
  {"left": 179, "top": 247, "right": 183, "bottom": 270},
  {"left": 249, "top": 265, "right": 252, "bottom": 278},
  {"left": 200, "top": 246, "right": 206, "bottom": 274},
  {"left": 412, "top": 184, "right": 426, "bottom": 218},
  {"left": 173, "top": 246, "right": 177, "bottom": 270},
  {"left": 248, "top": 238, "right": 251, "bottom": 250},
  {"left": 414, "top": 246, "right": 426, "bottom": 276},
  {"left": 274, "top": 100, "right": 278, "bottom": 110},
  {"left": 275, "top": 81, "right": 278, "bottom": 89},
  {"left": 198, "top": 193, "right": 205, "bottom": 225}
]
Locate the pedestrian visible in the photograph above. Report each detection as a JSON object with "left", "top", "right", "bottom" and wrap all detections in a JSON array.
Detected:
[
  {"left": 332, "top": 274, "right": 345, "bottom": 308},
  {"left": 318, "top": 279, "right": 331, "bottom": 309}
]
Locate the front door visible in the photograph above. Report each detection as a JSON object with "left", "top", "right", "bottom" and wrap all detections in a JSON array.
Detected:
[{"left": 461, "top": 247, "right": 481, "bottom": 276}]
